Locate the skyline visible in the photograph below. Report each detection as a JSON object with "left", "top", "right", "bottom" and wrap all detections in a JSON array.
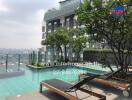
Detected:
[{"left": 0, "top": 0, "right": 61, "bottom": 49}]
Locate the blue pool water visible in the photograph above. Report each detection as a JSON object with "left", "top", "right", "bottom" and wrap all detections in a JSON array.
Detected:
[{"left": 0, "top": 65, "right": 105, "bottom": 98}]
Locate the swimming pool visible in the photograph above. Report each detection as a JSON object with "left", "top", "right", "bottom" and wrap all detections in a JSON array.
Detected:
[{"left": 0, "top": 65, "right": 105, "bottom": 98}]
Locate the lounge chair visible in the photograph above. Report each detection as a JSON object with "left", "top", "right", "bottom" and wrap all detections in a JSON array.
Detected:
[
  {"left": 40, "top": 75, "right": 106, "bottom": 100},
  {"left": 79, "top": 69, "right": 131, "bottom": 97}
]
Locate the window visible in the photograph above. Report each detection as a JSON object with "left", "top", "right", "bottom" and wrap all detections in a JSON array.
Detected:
[
  {"left": 54, "top": 22, "right": 57, "bottom": 25},
  {"left": 42, "top": 26, "right": 45, "bottom": 32},
  {"left": 48, "top": 23, "right": 51, "bottom": 26},
  {"left": 48, "top": 29, "right": 51, "bottom": 33}
]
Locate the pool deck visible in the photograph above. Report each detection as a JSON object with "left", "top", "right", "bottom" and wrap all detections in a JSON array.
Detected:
[{"left": 1, "top": 83, "right": 132, "bottom": 100}]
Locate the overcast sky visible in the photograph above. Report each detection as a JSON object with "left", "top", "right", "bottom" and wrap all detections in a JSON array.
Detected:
[{"left": 0, "top": 0, "right": 61, "bottom": 49}]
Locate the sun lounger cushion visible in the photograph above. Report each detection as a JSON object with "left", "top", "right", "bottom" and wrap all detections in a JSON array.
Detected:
[{"left": 42, "top": 79, "right": 73, "bottom": 91}]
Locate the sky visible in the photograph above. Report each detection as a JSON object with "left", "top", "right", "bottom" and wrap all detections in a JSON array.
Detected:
[{"left": 0, "top": 0, "right": 61, "bottom": 49}]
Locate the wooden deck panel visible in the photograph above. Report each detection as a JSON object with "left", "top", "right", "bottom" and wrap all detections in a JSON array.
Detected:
[{"left": 79, "top": 74, "right": 131, "bottom": 91}]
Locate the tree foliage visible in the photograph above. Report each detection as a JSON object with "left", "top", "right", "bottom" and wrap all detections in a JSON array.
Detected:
[
  {"left": 42, "top": 27, "right": 70, "bottom": 62},
  {"left": 76, "top": 0, "right": 132, "bottom": 73},
  {"left": 37, "top": 50, "right": 42, "bottom": 66},
  {"left": 31, "top": 51, "right": 37, "bottom": 65},
  {"left": 70, "top": 28, "right": 88, "bottom": 61},
  {"left": 42, "top": 27, "right": 88, "bottom": 62}
]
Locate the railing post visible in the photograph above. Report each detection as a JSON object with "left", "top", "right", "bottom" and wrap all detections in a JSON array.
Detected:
[
  {"left": 45, "top": 51, "right": 46, "bottom": 64},
  {"left": 18, "top": 54, "right": 20, "bottom": 71},
  {"left": 40, "top": 83, "right": 43, "bottom": 93},
  {"left": 6, "top": 54, "right": 8, "bottom": 72},
  {"left": 29, "top": 53, "right": 30, "bottom": 65}
]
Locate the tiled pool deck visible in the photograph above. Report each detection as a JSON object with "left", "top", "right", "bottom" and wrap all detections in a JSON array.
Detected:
[{"left": 1, "top": 83, "right": 132, "bottom": 100}]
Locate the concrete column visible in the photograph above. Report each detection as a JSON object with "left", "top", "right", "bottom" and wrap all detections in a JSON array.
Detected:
[
  {"left": 68, "top": 45, "right": 73, "bottom": 62},
  {"left": 80, "top": 52, "right": 83, "bottom": 62},
  {"left": 60, "top": 17, "right": 65, "bottom": 27},
  {"left": 51, "top": 21, "right": 54, "bottom": 32}
]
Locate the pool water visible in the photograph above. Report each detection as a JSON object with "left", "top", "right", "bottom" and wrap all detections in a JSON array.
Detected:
[{"left": 0, "top": 65, "right": 105, "bottom": 98}]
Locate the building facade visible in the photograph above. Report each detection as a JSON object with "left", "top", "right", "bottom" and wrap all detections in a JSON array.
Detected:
[{"left": 41, "top": 0, "right": 104, "bottom": 64}]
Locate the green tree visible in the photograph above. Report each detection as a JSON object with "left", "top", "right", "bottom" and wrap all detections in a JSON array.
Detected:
[
  {"left": 70, "top": 28, "right": 88, "bottom": 61},
  {"left": 31, "top": 51, "right": 37, "bottom": 65},
  {"left": 73, "top": 36, "right": 87, "bottom": 61},
  {"left": 41, "top": 32, "right": 57, "bottom": 61},
  {"left": 76, "top": 0, "right": 132, "bottom": 75},
  {"left": 42, "top": 27, "right": 70, "bottom": 62},
  {"left": 55, "top": 27, "right": 70, "bottom": 62},
  {"left": 29, "top": 53, "right": 32, "bottom": 65},
  {"left": 37, "top": 50, "right": 42, "bottom": 66}
]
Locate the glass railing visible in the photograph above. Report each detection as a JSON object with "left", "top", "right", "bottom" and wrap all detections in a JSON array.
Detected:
[{"left": 0, "top": 54, "right": 29, "bottom": 73}]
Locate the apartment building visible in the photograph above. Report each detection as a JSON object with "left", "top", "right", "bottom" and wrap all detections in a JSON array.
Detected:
[{"left": 41, "top": 0, "right": 103, "bottom": 63}]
